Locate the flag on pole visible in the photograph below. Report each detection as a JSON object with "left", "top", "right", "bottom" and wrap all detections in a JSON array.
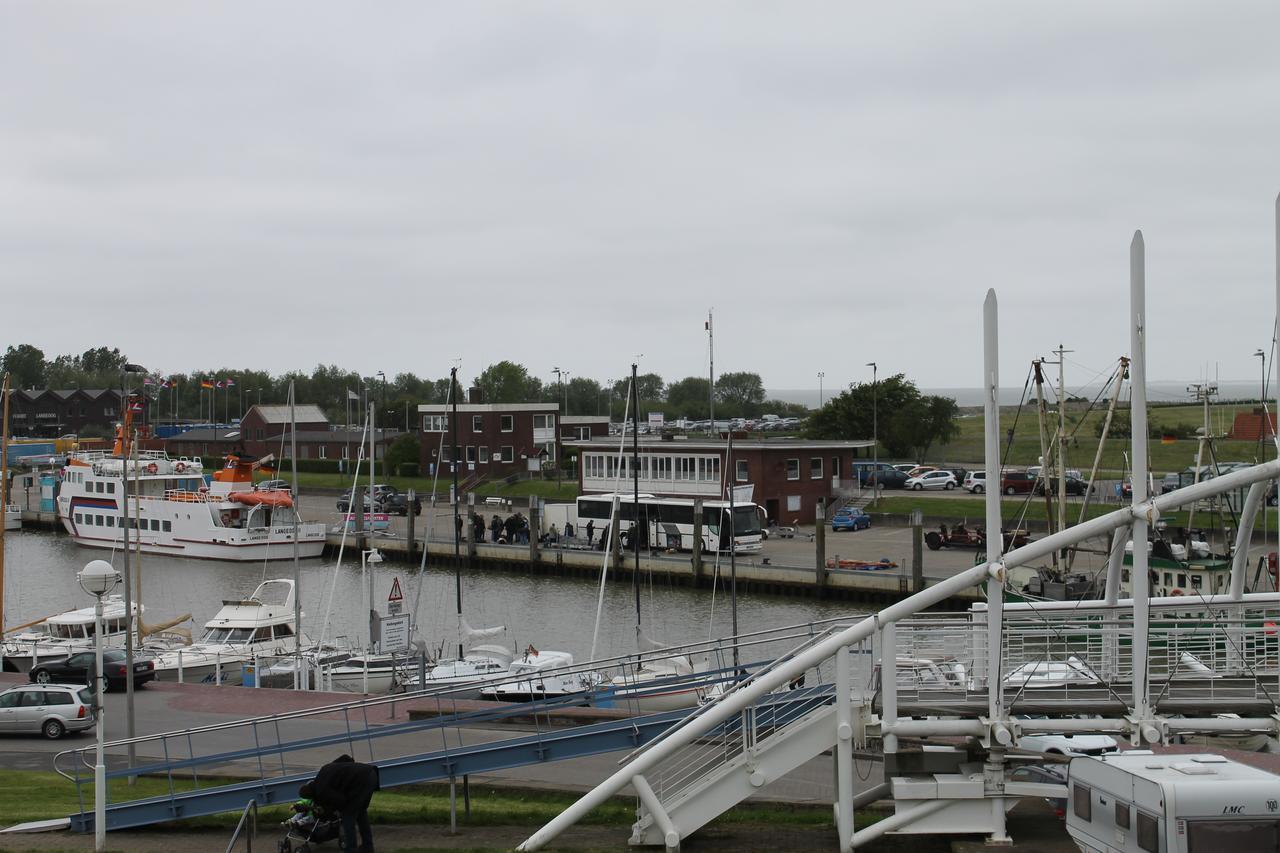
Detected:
[
  {"left": 215, "top": 380, "right": 226, "bottom": 389},
  {"left": 225, "top": 378, "right": 236, "bottom": 387},
  {"left": 143, "top": 377, "right": 154, "bottom": 386},
  {"left": 1161, "top": 434, "right": 1177, "bottom": 445},
  {"left": 201, "top": 380, "right": 214, "bottom": 389},
  {"left": 348, "top": 389, "right": 360, "bottom": 401}
]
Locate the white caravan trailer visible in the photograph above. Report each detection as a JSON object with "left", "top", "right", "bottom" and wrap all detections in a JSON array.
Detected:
[{"left": 1066, "top": 752, "right": 1280, "bottom": 853}]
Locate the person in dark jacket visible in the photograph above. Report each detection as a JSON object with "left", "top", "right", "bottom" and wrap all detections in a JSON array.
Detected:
[
  {"left": 585, "top": 519, "right": 595, "bottom": 546},
  {"left": 302, "top": 754, "right": 380, "bottom": 852}
]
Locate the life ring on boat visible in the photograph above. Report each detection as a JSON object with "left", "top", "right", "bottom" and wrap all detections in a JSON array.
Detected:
[
  {"left": 220, "top": 512, "right": 232, "bottom": 526},
  {"left": 1170, "top": 588, "right": 1184, "bottom": 596},
  {"left": 175, "top": 461, "right": 187, "bottom": 473},
  {"left": 145, "top": 462, "right": 158, "bottom": 475}
]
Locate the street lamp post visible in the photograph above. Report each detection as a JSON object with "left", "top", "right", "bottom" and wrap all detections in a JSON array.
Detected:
[
  {"left": 376, "top": 372, "right": 387, "bottom": 482},
  {"left": 78, "top": 559, "right": 120, "bottom": 852},
  {"left": 866, "top": 363, "right": 878, "bottom": 502},
  {"left": 818, "top": 372, "right": 825, "bottom": 408}
]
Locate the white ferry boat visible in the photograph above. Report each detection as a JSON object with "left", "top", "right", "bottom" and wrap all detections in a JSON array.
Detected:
[{"left": 56, "top": 421, "right": 325, "bottom": 562}]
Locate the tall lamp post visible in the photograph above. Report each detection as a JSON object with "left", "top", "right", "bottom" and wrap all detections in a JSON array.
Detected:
[
  {"left": 866, "top": 362, "right": 878, "bottom": 502},
  {"left": 119, "top": 362, "right": 146, "bottom": 776},
  {"left": 817, "top": 372, "right": 825, "bottom": 408},
  {"left": 78, "top": 559, "right": 120, "bottom": 852},
  {"left": 376, "top": 371, "right": 387, "bottom": 482}
]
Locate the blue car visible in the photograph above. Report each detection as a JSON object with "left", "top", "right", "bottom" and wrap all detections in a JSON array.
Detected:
[{"left": 830, "top": 508, "right": 871, "bottom": 532}]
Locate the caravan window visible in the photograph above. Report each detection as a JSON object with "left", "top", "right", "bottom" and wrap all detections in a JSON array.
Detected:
[
  {"left": 1115, "top": 801, "right": 1130, "bottom": 829},
  {"left": 1072, "top": 783, "right": 1091, "bottom": 821},
  {"left": 1136, "top": 812, "right": 1158, "bottom": 853},
  {"left": 1186, "top": 820, "right": 1279, "bottom": 852}
]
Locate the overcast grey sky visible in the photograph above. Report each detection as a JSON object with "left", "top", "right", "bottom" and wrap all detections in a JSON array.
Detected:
[{"left": 3, "top": 2, "right": 1279, "bottom": 394}]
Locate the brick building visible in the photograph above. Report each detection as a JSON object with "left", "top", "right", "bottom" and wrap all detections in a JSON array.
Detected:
[
  {"left": 163, "top": 403, "right": 396, "bottom": 463},
  {"left": 418, "top": 401, "right": 587, "bottom": 480},
  {"left": 5, "top": 389, "right": 125, "bottom": 438},
  {"left": 568, "top": 436, "right": 875, "bottom": 524}
]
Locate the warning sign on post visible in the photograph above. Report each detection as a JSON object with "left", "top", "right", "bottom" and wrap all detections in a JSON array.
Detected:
[
  {"left": 388, "top": 577, "right": 404, "bottom": 614},
  {"left": 380, "top": 614, "right": 411, "bottom": 652}
]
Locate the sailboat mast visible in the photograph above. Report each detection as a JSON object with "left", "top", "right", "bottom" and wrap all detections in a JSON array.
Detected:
[
  {"left": 728, "top": 427, "right": 738, "bottom": 666},
  {"left": 450, "top": 368, "right": 462, "bottom": 659},
  {"left": 1055, "top": 344, "right": 1071, "bottom": 536},
  {"left": 631, "top": 363, "right": 641, "bottom": 647},
  {"left": 368, "top": 401, "right": 376, "bottom": 655},
  {"left": 707, "top": 310, "right": 714, "bottom": 430},
  {"left": 0, "top": 373, "right": 9, "bottom": 654},
  {"left": 289, "top": 381, "right": 301, "bottom": 688}
]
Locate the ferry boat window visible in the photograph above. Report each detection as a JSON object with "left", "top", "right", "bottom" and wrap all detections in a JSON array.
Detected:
[
  {"left": 1190, "top": 575, "right": 1202, "bottom": 589},
  {"left": 226, "top": 628, "right": 252, "bottom": 643},
  {"left": 106, "top": 483, "right": 114, "bottom": 494},
  {"left": 162, "top": 521, "right": 171, "bottom": 532},
  {"left": 1122, "top": 569, "right": 1131, "bottom": 583},
  {"left": 1177, "top": 573, "right": 1187, "bottom": 587},
  {"left": 1072, "top": 783, "right": 1091, "bottom": 821},
  {"left": 74, "top": 513, "right": 82, "bottom": 524},
  {"left": 1115, "top": 801, "right": 1130, "bottom": 829},
  {"left": 151, "top": 519, "right": 160, "bottom": 531},
  {"left": 105, "top": 516, "right": 114, "bottom": 527},
  {"left": 250, "top": 628, "right": 272, "bottom": 643},
  {"left": 1136, "top": 812, "right": 1158, "bottom": 852},
  {"left": 1186, "top": 819, "right": 1279, "bottom": 852},
  {"left": 272, "top": 625, "right": 294, "bottom": 639},
  {"left": 202, "top": 628, "right": 230, "bottom": 642},
  {"left": 1164, "top": 572, "right": 1173, "bottom": 586}
]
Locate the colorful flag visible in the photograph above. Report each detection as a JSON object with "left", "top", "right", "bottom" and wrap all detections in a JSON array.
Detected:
[
  {"left": 215, "top": 380, "right": 226, "bottom": 389},
  {"left": 201, "top": 380, "right": 214, "bottom": 389},
  {"left": 1161, "top": 434, "right": 1177, "bottom": 445},
  {"left": 143, "top": 377, "right": 154, "bottom": 386},
  {"left": 225, "top": 378, "right": 235, "bottom": 387}
]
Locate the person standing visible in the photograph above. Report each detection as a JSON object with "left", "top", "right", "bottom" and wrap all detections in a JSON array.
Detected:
[
  {"left": 586, "top": 519, "right": 595, "bottom": 546},
  {"left": 303, "top": 754, "right": 380, "bottom": 852}
]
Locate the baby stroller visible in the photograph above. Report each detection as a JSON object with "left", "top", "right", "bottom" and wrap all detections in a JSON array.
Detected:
[{"left": 277, "top": 807, "right": 343, "bottom": 852}]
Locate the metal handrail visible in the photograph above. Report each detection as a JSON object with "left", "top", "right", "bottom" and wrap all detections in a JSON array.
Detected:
[{"left": 224, "top": 798, "right": 257, "bottom": 853}]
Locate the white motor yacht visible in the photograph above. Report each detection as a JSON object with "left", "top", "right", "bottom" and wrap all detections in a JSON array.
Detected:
[
  {"left": 607, "top": 655, "right": 705, "bottom": 712},
  {"left": 324, "top": 653, "right": 408, "bottom": 694},
  {"left": 404, "top": 644, "right": 514, "bottom": 699},
  {"left": 480, "top": 648, "right": 600, "bottom": 703},
  {"left": 148, "top": 579, "right": 304, "bottom": 684},
  {"left": 2, "top": 596, "right": 146, "bottom": 672}
]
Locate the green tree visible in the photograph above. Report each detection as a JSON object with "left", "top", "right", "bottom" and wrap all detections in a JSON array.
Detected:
[
  {"left": 385, "top": 433, "right": 422, "bottom": 471},
  {"left": 564, "top": 376, "right": 603, "bottom": 416},
  {"left": 715, "top": 371, "right": 766, "bottom": 416},
  {"left": 1, "top": 344, "right": 45, "bottom": 388},
  {"left": 666, "top": 376, "right": 712, "bottom": 419},
  {"left": 803, "top": 373, "right": 918, "bottom": 441},
  {"left": 882, "top": 395, "right": 960, "bottom": 462},
  {"left": 475, "top": 361, "right": 542, "bottom": 403}
]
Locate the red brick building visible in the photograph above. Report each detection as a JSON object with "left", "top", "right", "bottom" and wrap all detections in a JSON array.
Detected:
[
  {"left": 163, "top": 404, "right": 396, "bottom": 464},
  {"left": 5, "top": 389, "right": 125, "bottom": 438},
  {"left": 418, "top": 402, "right": 587, "bottom": 480},
  {"left": 568, "top": 436, "right": 875, "bottom": 524}
]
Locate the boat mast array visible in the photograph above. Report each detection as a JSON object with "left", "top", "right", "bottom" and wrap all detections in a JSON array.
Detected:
[{"left": 517, "top": 201, "right": 1280, "bottom": 852}]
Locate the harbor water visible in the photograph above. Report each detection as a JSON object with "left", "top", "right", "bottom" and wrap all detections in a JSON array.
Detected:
[{"left": 2, "top": 530, "right": 860, "bottom": 665}]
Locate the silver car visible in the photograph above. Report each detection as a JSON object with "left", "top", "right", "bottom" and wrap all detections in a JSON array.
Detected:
[
  {"left": 0, "top": 683, "right": 96, "bottom": 739},
  {"left": 905, "top": 470, "right": 958, "bottom": 491}
]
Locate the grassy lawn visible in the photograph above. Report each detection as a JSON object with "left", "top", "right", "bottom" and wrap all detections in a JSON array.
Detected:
[
  {"left": 0, "top": 769, "right": 857, "bottom": 832},
  {"left": 870, "top": 494, "right": 1195, "bottom": 528},
  {"left": 928, "top": 402, "right": 1274, "bottom": 474}
]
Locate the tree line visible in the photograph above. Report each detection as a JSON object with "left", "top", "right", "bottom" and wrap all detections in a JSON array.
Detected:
[{"left": 1, "top": 346, "right": 807, "bottom": 425}]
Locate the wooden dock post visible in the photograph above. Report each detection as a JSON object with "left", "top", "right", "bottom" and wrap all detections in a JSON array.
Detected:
[
  {"left": 815, "top": 502, "right": 827, "bottom": 594},
  {"left": 691, "top": 498, "right": 704, "bottom": 584}
]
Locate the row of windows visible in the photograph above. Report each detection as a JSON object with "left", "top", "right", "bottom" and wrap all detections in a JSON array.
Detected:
[
  {"left": 425, "top": 414, "right": 537, "bottom": 433},
  {"left": 437, "top": 445, "right": 517, "bottom": 464},
  {"left": 74, "top": 513, "right": 171, "bottom": 533},
  {"left": 785, "top": 458, "right": 828, "bottom": 481},
  {"left": 1072, "top": 783, "right": 1158, "bottom": 852},
  {"left": 583, "top": 454, "right": 723, "bottom": 483}
]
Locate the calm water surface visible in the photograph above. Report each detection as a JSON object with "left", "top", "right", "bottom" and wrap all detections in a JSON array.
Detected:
[{"left": 2, "top": 531, "right": 861, "bottom": 662}]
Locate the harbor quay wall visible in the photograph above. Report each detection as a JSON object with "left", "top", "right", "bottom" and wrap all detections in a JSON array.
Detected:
[{"left": 330, "top": 533, "right": 984, "bottom": 606}]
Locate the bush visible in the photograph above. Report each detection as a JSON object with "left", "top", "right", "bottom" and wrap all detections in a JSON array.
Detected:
[{"left": 397, "top": 462, "right": 420, "bottom": 478}]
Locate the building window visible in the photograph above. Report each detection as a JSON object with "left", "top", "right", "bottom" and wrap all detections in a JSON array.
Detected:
[
  {"left": 737, "top": 460, "right": 749, "bottom": 482},
  {"left": 472, "top": 415, "right": 484, "bottom": 433},
  {"left": 832, "top": 456, "right": 840, "bottom": 479},
  {"left": 786, "top": 459, "right": 800, "bottom": 481},
  {"left": 1072, "top": 783, "right": 1091, "bottom": 822},
  {"left": 256, "top": 429, "right": 265, "bottom": 440},
  {"left": 465, "top": 446, "right": 476, "bottom": 463},
  {"left": 501, "top": 415, "right": 514, "bottom": 432},
  {"left": 653, "top": 456, "right": 671, "bottom": 480},
  {"left": 533, "top": 414, "right": 555, "bottom": 430},
  {"left": 676, "top": 457, "right": 696, "bottom": 481},
  {"left": 576, "top": 426, "right": 592, "bottom": 440},
  {"left": 317, "top": 446, "right": 327, "bottom": 459},
  {"left": 500, "top": 446, "right": 514, "bottom": 463},
  {"left": 440, "top": 445, "right": 452, "bottom": 463},
  {"left": 786, "top": 495, "right": 801, "bottom": 512},
  {"left": 701, "top": 457, "right": 720, "bottom": 482},
  {"left": 479, "top": 446, "right": 489, "bottom": 464},
  {"left": 810, "top": 458, "right": 823, "bottom": 479},
  {"left": 341, "top": 445, "right": 349, "bottom": 459},
  {"left": 423, "top": 415, "right": 448, "bottom": 432}
]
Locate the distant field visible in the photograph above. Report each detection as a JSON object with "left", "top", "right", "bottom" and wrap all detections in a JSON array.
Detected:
[{"left": 930, "top": 402, "right": 1273, "bottom": 475}]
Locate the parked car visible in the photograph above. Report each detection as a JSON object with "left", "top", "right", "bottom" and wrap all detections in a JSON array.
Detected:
[
  {"left": 0, "top": 683, "right": 96, "bottom": 739},
  {"left": 379, "top": 490, "right": 422, "bottom": 517},
  {"left": 1008, "top": 764, "right": 1068, "bottom": 819},
  {"left": 336, "top": 491, "right": 373, "bottom": 513},
  {"left": 1018, "top": 729, "right": 1118, "bottom": 758},
  {"left": 905, "top": 470, "right": 957, "bottom": 491},
  {"left": 30, "top": 649, "right": 155, "bottom": 692},
  {"left": 891, "top": 463, "right": 918, "bottom": 474},
  {"left": 851, "top": 462, "right": 897, "bottom": 486},
  {"left": 905, "top": 466, "right": 939, "bottom": 479},
  {"left": 866, "top": 468, "right": 910, "bottom": 489},
  {"left": 1033, "top": 476, "right": 1090, "bottom": 497},
  {"left": 1000, "top": 472, "right": 1037, "bottom": 495},
  {"left": 1161, "top": 473, "right": 1180, "bottom": 494},
  {"left": 256, "top": 479, "right": 292, "bottom": 493},
  {"left": 831, "top": 507, "right": 872, "bottom": 532},
  {"left": 963, "top": 471, "right": 987, "bottom": 494}
]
